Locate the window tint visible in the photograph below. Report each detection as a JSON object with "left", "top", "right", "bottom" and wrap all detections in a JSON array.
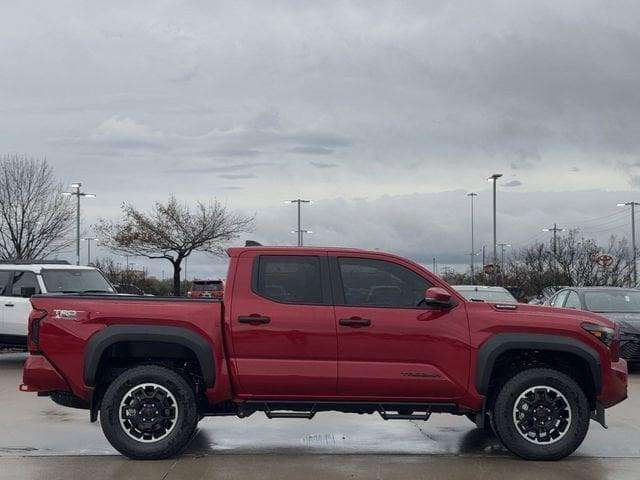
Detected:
[
  {"left": 564, "top": 291, "right": 581, "bottom": 309},
  {"left": 255, "top": 256, "right": 323, "bottom": 304},
  {"left": 0, "top": 271, "right": 11, "bottom": 296},
  {"left": 10, "top": 271, "right": 40, "bottom": 297},
  {"left": 338, "top": 257, "right": 432, "bottom": 307}
]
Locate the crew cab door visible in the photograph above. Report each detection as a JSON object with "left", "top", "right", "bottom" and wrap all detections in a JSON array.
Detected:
[
  {"left": 0, "top": 270, "right": 11, "bottom": 337},
  {"left": 3, "top": 271, "right": 40, "bottom": 337},
  {"left": 330, "top": 254, "right": 470, "bottom": 400},
  {"left": 229, "top": 251, "right": 337, "bottom": 397}
]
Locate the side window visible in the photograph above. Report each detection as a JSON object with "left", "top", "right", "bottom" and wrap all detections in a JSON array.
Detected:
[
  {"left": 338, "top": 257, "right": 432, "bottom": 308},
  {"left": 564, "top": 291, "right": 581, "bottom": 309},
  {"left": 551, "top": 290, "right": 568, "bottom": 307},
  {"left": 0, "top": 271, "right": 11, "bottom": 296},
  {"left": 255, "top": 256, "right": 323, "bottom": 304},
  {"left": 10, "top": 271, "right": 40, "bottom": 297}
]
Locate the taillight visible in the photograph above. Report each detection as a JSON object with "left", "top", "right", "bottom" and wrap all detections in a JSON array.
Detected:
[{"left": 28, "top": 308, "right": 48, "bottom": 350}]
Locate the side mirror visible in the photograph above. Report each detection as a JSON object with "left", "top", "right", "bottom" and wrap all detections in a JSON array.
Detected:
[
  {"left": 424, "top": 287, "right": 455, "bottom": 309},
  {"left": 20, "top": 286, "right": 37, "bottom": 298}
]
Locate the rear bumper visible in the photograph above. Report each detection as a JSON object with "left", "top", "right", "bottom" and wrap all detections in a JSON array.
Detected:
[
  {"left": 598, "top": 358, "right": 628, "bottom": 409},
  {"left": 20, "top": 354, "right": 69, "bottom": 394}
]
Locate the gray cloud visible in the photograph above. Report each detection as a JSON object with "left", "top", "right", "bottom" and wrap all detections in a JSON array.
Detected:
[
  {"left": 2, "top": 0, "right": 640, "bottom": 278},
  {"left": 503, "top": 180, "right": 523, "bottom": 188}
]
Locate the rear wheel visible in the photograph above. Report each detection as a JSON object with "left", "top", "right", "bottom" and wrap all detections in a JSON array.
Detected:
[
  {"left": 100, "top": 365, "right": 198, "bottom": 459},
  {"left": 491, "top": 368, "right": 590, "bottom": 460}
]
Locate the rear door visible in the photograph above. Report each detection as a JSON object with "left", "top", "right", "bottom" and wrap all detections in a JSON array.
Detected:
[
  {"left": 331, "top": 254, "right": 470, "bottom": 400},
  {"left": 4, "top": 270, "right": 40, "bottom": 337},
  {"left": 229, "top": 251, "right": 337, "bottom": 397},
  {"left": 0, "top": 270, "right": 13, "bottom": 337}
]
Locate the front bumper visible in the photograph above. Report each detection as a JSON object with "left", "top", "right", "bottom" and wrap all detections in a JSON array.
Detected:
[
  {"left": 20, "top": 354, "right": 69, "bottom": 394},
  {"left": 598, "top": 358, "right": 628, "bottom": 409}
]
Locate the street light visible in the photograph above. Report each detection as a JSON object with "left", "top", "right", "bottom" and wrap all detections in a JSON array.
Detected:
[
  {"left": 618, "top": 202, "right": 640, "bottom": 286},
  {"left": 291, "top": 229, "right": 312, "bottom": 246},
  {"left": 487, "top": 174, "right": 503, "bottom": 285},
  {"left": 81, "top": 237, "right": 98, "bottom": 265},
  {"left": 542, "top": 224, "right": 567, "bottom": 255},
  {"left": 62, "top": 182, "right": 95, "bottom": 265},
  {"left": 285, "top": 199, "right": 312, "bottom": 246},
  {"left": 467, "top": 192, "right": 478, "bottom": 280}
]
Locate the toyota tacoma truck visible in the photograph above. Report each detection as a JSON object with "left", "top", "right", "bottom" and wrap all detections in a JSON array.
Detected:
[{"left": 20, "top": 245, "right": 628, "bottom": 460}]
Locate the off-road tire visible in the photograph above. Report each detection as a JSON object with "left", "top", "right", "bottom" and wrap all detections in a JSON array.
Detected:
[
  {"left": 492, "top": 368, "right": 590, "bottom": 461},
  {"left": 100, "top": 365, "right": 198, "bottom": 459}
]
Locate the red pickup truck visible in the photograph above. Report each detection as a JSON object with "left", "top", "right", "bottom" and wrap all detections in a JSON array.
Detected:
[{"left": 21, "top": 245, "right": 627, "bottom": 460}]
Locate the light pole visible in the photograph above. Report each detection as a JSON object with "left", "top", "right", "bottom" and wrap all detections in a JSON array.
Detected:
[
  {"left": 81, "top": 237, "right": 98, "bottom": 265},
  {"left": 488, "top": 174, "right": 502, "bottom": 285},
  {"left": 618, "top": 202, "right": 640, "bottom": 286},
  {"left": 285, "top": 199, "right": 312, "bottom": 246},
  {"left": 467, "top": 192, "right": 478, "bottom": 281},
  {"left": 291, "top": 229, "right": 312, "bottom": 246},
  {"left": 497, "top": 243, "right": 511, "bottom": 286},
  {"left": 62, "top": 183, "right": 95, "bottom": 265}
]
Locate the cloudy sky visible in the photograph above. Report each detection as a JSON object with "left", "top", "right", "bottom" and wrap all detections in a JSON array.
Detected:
[{"left": 2, "top": 0, "right": 640, "bottom": 278}]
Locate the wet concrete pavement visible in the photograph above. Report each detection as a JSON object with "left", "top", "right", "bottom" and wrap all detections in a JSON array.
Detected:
[{"left": 2, "top": 351, "right": 639, "bottom": 479}]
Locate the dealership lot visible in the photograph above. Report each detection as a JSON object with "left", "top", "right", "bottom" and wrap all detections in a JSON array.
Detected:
[{"left": 1, "top": 351, "right": 639, "bottom": 479}]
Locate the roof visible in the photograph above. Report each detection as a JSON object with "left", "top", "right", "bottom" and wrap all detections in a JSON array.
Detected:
[
  {"left": 227, "top": 246, "right": 374, "bottom": 257},
  {"left": 0, "top": 264, "right": 99, "bottom": 273},
  {"left": 561, "top": 286, "right": 640, "bottom": 292}
]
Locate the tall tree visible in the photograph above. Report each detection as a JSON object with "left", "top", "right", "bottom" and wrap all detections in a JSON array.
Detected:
[
  {"left": 96, "top": 196, "right": 253, "bottom": 295},
  {"left": 0, "top": 154, "right": 74, "bottom": 260}
]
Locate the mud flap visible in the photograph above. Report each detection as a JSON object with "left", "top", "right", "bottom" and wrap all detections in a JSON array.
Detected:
[{"left": 591, "top": 403, "right": 607, "bottom": 429}]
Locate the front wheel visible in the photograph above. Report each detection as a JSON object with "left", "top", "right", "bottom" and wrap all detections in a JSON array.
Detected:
[
  {"left": 100, "top": 365, "right": 199, "bottom": 459},
  {"left": 492, "top": 368, "right": 590, "bottom": 461}
]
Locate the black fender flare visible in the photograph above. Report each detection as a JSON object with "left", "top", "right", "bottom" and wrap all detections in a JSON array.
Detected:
[
  {"left": 475, "top": 333, "right": 602, "bottom": 396},
  {"left": 84, "top": 325, "right": 216, "bottom": 388}
]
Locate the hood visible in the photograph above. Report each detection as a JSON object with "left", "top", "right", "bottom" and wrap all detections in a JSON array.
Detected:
[{"left": 596, "top": 312, "right": 640, "bottom": 334}]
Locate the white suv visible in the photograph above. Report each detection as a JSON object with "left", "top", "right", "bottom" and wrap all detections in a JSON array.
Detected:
[{"left": 0, "top": 261, "right": 115, "bottom": 349}]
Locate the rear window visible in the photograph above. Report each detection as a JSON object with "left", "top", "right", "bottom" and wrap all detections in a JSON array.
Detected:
[
  {"left": 192, "top": 281, "right": 223, "bottom": 291},
  {"left": 254, "top": 256, "right": 324, "bottom": 304},
  {"left": 41, "top": 269, "right": 115, "bottom": 294}
]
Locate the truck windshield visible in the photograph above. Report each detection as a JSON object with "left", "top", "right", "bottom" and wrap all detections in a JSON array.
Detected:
[
  {"left": 41, "top": 269, "right": 115, "bottom": 294},
  {"left": 584, "top": 290, "right": 640, "bottom": 313}
]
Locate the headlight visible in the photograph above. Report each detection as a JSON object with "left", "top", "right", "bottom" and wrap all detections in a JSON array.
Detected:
[{"left": 582, "top": 323, "right": 615, "bottom": 347}]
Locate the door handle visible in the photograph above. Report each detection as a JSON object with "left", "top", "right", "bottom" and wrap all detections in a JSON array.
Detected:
[
  {"left": 339, "top": 317, "right": 372, "bottom": 327},
  {"left": 4, "top": 303, "right": 14, "bottom": 307},
  {"left": 238, "top": 315, "right": 271, "bottom": 325}
]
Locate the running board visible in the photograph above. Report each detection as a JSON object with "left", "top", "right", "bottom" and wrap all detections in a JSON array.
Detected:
[
  {"left": 265, "top": 411, "right": 316, "bottom": 419},
  {"left": 379, "top": 411, "right": 431, "bottom": 421}
]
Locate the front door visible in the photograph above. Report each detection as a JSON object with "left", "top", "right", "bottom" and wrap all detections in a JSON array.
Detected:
[
  {"left": 4, "top": 270, "right": 40, "bottom": 337},
  {"left": 331, "top": 255, "right": 470, "bottom": 400},
  {"left": 229, "top": 251, "right": 337, "bottom": 398}
]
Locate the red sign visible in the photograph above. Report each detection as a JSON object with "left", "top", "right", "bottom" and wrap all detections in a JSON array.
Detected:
[
  {"left": 484, "top": 264, "right": 495, "bottom": 274},
  {"left": 593, "top": 254, "right": 614, "bottom": 268}
]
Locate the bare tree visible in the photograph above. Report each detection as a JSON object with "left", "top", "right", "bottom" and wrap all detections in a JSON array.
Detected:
[
  {"left": 96, "top": 196, "right": 253, "bottom": 295},
  {"left": 0, "top": 155, "right": 74, "bottom": 260}
]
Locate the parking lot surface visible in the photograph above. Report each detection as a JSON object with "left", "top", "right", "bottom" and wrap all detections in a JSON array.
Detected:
[{"left": 1, "top": 351, "right": 639, "bottom": 479}]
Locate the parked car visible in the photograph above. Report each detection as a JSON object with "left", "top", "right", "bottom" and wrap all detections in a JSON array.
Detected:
[
  {"left": 452, "top": 285, "right": 518, "bottom": 303},
  {"left": 0, "top": 260, "right": 115, "bottom": 350},
  {"left": 188, "top": 279, "right": 224, "bottom": 298},
  {"left": 21, "top": 245, "right": 626, "bottom": 461},
  {"left": 545, "top": 287, "right": 640, "bottom": 362}
]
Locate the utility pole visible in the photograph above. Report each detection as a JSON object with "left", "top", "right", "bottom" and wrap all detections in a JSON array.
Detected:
[
  {"left": 618, "top": 202, "right": 640, "bottom": 286},
  {"left": 467, "top": 192, "right": 478, "bottom": 281},
  {"left": 432, "top": 257, "right": 437, "bottom": 274},
  {"left": 542, "top": 223, "right": 566, "bottom": 255},
  {"left": 285, "top": 199, "right": 312, "bottom": 246},
  {"left": 482, "top": 246, "right": 486, "bottom": 284},
  {"left": 292, "top": 229, "right": 313, "bottom": 246},
  {"left": 61, "top": 183, "right": 95, "bottom": 265},
  {"left": 488, "top": 174, "right": 503, "bottom": 285},
  {"left": 496, "top": 243, "right": 511, "bottom": 286}
]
